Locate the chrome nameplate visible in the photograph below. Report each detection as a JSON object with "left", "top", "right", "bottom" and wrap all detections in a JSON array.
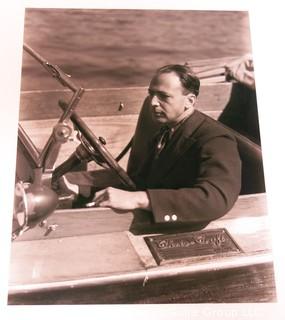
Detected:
[{"left": 144, "top": 228, "right": 242, "bottom": 265}]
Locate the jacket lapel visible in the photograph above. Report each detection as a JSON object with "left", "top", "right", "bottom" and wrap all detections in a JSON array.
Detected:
[{"left": 147, "top": 110, "right": 206, "bottom": 185}]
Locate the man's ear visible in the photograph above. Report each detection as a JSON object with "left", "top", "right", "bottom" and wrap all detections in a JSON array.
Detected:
[{"left": 186, "top": 93, "right": 197, "bottom": 107}]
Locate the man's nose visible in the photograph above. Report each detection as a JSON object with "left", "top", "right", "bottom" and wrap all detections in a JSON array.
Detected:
[{"left": 150, "top": 94, "right": 160, "bottom": 106}]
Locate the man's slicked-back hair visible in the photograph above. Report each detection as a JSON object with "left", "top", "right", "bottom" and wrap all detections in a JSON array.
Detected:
[{"left": 155, "top": 64, "right": 200, "bottom": 97}]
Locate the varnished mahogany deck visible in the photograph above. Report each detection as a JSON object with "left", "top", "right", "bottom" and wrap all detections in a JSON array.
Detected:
[{"left": 8, "top": 193, "right": 276, "bottom": 304}]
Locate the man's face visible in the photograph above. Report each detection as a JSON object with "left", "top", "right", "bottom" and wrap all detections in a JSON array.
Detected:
[{"left": 148, "top": 72, "right": 189, "bottom": 125}]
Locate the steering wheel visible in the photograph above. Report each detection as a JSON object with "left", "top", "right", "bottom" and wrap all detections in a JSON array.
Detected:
[{"left": 52, "top": 100, "right": 136, "bottom": 191}]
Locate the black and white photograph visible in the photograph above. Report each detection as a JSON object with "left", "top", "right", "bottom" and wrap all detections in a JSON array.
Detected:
[{"left": 1, "top": 0, "right": 285, "bottom": 319}]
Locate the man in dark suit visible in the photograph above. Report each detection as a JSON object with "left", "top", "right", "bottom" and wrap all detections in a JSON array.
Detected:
[{"left": 93, "top": 64, "right": 242, "bottom": 225}]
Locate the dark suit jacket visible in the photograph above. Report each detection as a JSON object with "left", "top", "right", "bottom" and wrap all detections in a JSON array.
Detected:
[{"left": 128, "top": 107, "right": 242, "bottom": 225}]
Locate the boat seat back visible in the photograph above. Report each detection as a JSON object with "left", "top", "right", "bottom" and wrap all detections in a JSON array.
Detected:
[
  {"left": 229, "top": 127, "right": 265, "bottom": 194},
  {"left": 127, "top": 98, "right": 265, "bottom": 195}
]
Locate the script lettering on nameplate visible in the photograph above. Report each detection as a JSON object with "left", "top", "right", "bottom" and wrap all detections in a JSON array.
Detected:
[{"left": 144, "top": 228, "right": 242, "bottom": 265}]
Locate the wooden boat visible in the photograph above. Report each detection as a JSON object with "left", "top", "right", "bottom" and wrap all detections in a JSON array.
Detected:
[{"left": 8, "top": 45, "right": 276, "bottom": 304}]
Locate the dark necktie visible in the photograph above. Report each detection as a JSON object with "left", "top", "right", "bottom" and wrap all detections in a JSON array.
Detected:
[
  {"left": 134, "top": 126, "right": 171, "bottom": 187},
  {"left": 154, "top": 126, "right": 171, "bottom": 159}
]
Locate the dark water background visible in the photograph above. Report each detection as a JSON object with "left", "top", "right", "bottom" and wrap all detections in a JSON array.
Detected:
[{"left": 22, "top": 9, "right": 252, "bottom": 91}]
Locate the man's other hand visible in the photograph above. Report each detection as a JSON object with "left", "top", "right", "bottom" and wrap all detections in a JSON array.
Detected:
[{"left": 92, "top": 187, "right": 151, "bottom": 211}]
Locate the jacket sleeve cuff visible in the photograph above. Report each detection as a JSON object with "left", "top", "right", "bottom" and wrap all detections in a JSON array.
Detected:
[{"left": 147, "top": 189, "right": 179, "bottom": 224}]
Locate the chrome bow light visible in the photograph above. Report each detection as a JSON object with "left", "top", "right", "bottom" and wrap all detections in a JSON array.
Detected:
[{"left": 13, "top": 169, "right": 58, "bottom": 239}]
